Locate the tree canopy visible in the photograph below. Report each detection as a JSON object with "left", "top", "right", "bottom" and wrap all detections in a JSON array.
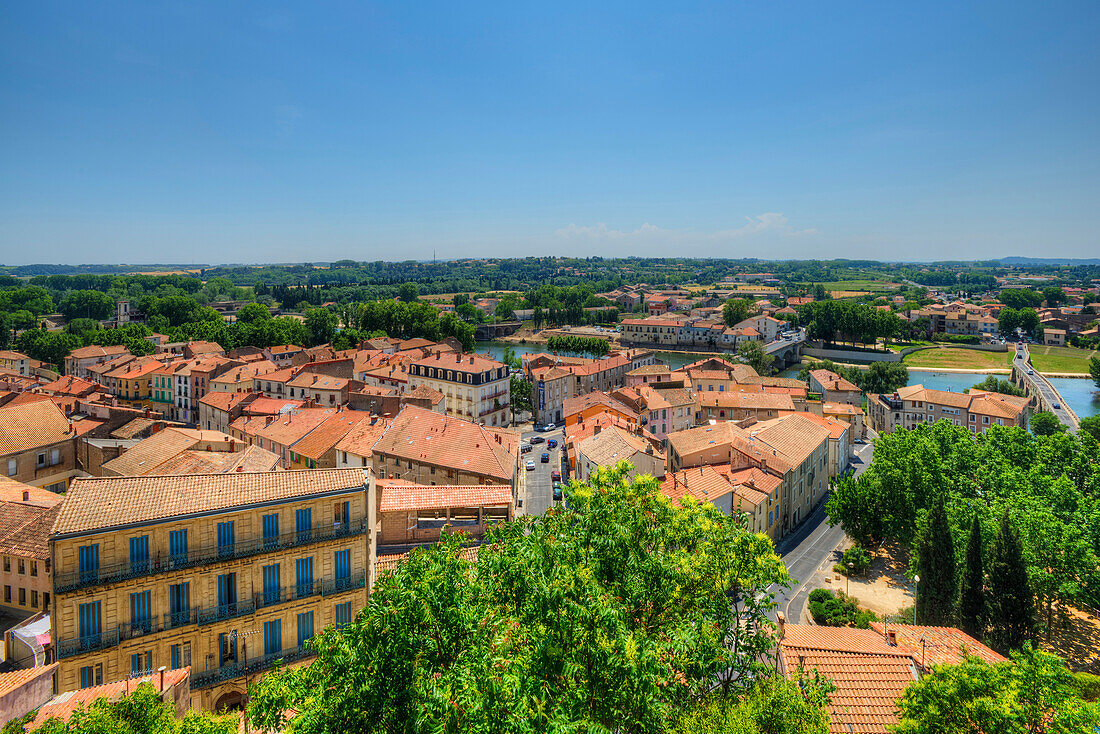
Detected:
[{"left": 248, "top": 464, "right": 792, "bottom": 734}]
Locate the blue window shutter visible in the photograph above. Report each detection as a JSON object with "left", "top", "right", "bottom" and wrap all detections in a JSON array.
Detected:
[{"left": 334, "top": 549, "right": 350, "bottom": 581}]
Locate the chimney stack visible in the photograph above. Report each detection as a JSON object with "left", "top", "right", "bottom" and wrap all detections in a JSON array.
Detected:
[
  {"left": 157, "top": 666, "right": 166, "bottom": 692},
  {"left": 776, "top": 612, "right": 786, "bottom": 639}
]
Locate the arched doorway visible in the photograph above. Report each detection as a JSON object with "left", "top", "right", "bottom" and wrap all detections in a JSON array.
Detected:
[{"left": 215, "top": 690, "right": 245, "bottom": 711}]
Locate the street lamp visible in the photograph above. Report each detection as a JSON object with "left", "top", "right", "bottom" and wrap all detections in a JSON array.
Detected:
[
  {"left": 846, "top": 562, "right": 854, "bottom": 596},
  {"left": 912, "top": 574, "right": 920, "bottom": 624}
]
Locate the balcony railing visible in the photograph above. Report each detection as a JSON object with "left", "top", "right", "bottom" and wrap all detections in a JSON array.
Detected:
[
  {"left": 196, "top": 599, "right": 257, "bottom": 626},
  {"left": 191, "top": 644, "right": 317, "bottom": 690},
  {"left": 56, "top": 626, "right": 121, "bottom": 659},
  {"left": 54, "top": 518, "right": 370, "bottom": 593},
  {"left": 321, "top": 570, "right": 367, "bottom": 596}
]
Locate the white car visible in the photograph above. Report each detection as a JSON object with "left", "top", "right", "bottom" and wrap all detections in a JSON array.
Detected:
[{"left": 525, "top": 460, "right": 536, "bottom": 471}]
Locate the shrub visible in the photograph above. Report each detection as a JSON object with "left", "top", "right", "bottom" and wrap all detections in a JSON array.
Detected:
[
  {"left": 808, "top": 588, "right": 877, "bottom": 628},
  {"left": 841, "top": 546, "right": 872, "bottom": 576}
]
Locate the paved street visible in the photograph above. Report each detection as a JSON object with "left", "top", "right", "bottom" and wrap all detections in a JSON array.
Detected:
[
  {"left": 770, "top": 439, "right": 874, "bottom": 623},
  {"left": 517, "top": 426, "right": 567, "bottom": 517}
]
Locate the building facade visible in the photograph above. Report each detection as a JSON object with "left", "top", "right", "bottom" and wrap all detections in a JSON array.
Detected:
[{"left": 407, "top": 353, "right": 511, "bottom": 427}]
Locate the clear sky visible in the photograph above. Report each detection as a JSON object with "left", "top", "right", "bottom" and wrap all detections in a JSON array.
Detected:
[{"left": 1, "top": 2, "right": 1098, "bottom": 265}]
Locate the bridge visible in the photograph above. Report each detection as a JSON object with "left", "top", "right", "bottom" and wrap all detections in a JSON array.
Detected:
[
  {"left": 764, "top": 329, "right": 807, "bottom": 368},
  {"left": 474, "top": 321, "right": 523, "bottom": 340},
  {"left": 1010, "top": 344, "right": 1079, "bottom": 433}
]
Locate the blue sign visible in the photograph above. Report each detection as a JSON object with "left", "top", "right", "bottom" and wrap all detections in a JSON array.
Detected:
[{"left": 537, "top": 381, "right": 545, "bottom": 411}]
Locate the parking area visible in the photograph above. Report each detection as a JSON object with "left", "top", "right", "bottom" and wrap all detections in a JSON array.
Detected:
[{"left": 518, "top": 425, "right": 568, "bottom": 516}]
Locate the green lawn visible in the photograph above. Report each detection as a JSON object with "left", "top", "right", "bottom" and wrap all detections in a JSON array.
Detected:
[
  {"left": 796, "top": 280, "right": 899, "bottom": 292},
  {"left": 1027, "top": 345, "right": 1097, "bottom": 374},
  {"left": 902, "top": 347, "right": 1012, "bottom": 371}
]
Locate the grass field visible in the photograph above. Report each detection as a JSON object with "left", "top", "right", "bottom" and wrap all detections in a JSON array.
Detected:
[
  {"left": 902, "top": 347, "right": 1012, "bottom": 370},
  {"left": 797, "top": 280, "right": 901, "bottom": 292},
  {"left": 1027, "top": 345, "right": 1097, "bottom": 374}
]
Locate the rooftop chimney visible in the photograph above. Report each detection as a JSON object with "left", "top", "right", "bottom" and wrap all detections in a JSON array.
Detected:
[
  {"left": 776, "top": 612, "right": 786, "bottom": 639},
  {"left": 157, "top": 666, "right": 166, "bottom": 692},
  {"left": 887, "top": 630, "right": 897, "bottom": 647},
  {"left": 22, "top": 490, "right": 29, "bottom": 501}
]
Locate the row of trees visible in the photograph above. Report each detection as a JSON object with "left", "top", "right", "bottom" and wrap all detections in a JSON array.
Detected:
[
  {"left": 827, "top": 421, "right": 1100, "bottom": 652},
  {"left": 797, "top": 359, "right": 910, "bottom": 395},
  {"left": 997, "top": 306, "right": 1041, "bottom": 336},
  {"left": 795, "top": 300, "right": 906, "bottom": 346},
  {"left": 545, "top": 334, "right": 611, "bottom": 356}
]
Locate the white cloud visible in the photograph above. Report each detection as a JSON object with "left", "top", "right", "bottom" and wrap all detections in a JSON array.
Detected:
[{"left": 554, "top": 213, "right": 819, "bottom": 244}]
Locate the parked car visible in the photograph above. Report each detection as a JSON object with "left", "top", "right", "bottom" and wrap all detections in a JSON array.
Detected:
[
  {"left": 530, "top": 436, "right": 545, "bottom": 444},
  {"left": 547, "top": 439, "right": 558, "bottom": 449},
  {"left": 551, "top": 470, "right": 561, "bottom": 481},
  {"left": 526, "top": 460, "right": 536, "bottom": 471},
  {"left": 540, "top": 423, "right": 557, "bottom": 432},
  {"left": 553, "top": 483, "right": 563, "bottom": 502},
  {"left": 541, "top": 452, "right": 550, "bottom": 463}
]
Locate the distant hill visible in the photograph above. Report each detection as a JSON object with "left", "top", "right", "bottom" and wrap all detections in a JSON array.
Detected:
[{"left": 999, "top": 256, "right": 1100, "bottom": 266}]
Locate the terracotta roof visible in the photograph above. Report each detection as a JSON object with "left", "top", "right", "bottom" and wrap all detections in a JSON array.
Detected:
[
  {"left": 108, "top": 417, "right": 159, "bottom": 439},
  {"left": 626, "top": 364, "right": 671, "bottom": 376},
  {"left": 566, "top": 354, "right": 630, "bottom": 377},
  {"left": 378, "top": 480, "right": 512, "bottom": 512},
  {"left": 243, "top": 397, "right": 305, "bottom": 415},
  {"left": 792, "top": 411, "right": 851, "bottom": 440},
  {"left": 404, "top": 384, "right": 445, "bottom": 404},
  {"left": 210, "top": 361, "right": 277, "bottom": 385},
  {"left": 55, "top": 468, "right": 370, "bottom": 536},
  {"left": 231, "top": 408, "right": 339, "bottom": 447},
  {"left": 694, "top": 391, "right": 795, "bottom": 411},
  {"left": 287, "top": 372, "right": 350, "bottom": 390},
  {"left": 290, "top": 411, "right": 371, "bottom": 460},
  {"left": 39, "top": 375, "right": 97, "bottom": 396},
  {"left": 0, "top": 664, "right": 57, "bottom": 701},
  {"left": 147, "top": 445, "right": 281, "bottom": 475},
  {"left": 335, "top": 417, "right": 391, "bottom": 457},
  {"left": 823, "top": 402, "right": 864, "bottom": 415},
  {"left": 412, "top": 352, "right": 505, "bottom": 372},
  {"left": 0, "top": 501, "right": 61, "bottom": 558},
  {"left": 101, "top": 428, "right": 218, "bottom": 476},
  {"left": 563, "top": 391, "right": 637, "bottom": 420},
  {"left": 810, "top": 369, "right": 861, "bottom": 393},
  {"left": 746, "top": 413, "right": 831, "bottom": 468},
  {"left": 867, "top": 622, "right": 1006, "bottom": 668},
  {"left": 68, "top": 344, "right": 129, "bottom": 360},
  {"left": 255, "top": 366, "right": 302, "bottom": 385},
  {"left": 373, "top": 406, "right": 517, "bottom": 482},
  {"left": 268, "top": 344, "right": 304, "bottom": 355},
  {"left": 0, "top": 476, "right": 64, "bottom": 507},
  {"left": 532, "top": 365, "right": 574, "bottom": 381},
  {"left": 31, "top": 668, "right": 189, "bottom": 727},
  {"left": 660, "top": 465, "right": 736, "bottom": 506},
  {"left": 578, "top": 426, "right": 662, "bottom": 467},
  {"left": 197, "top": 390, "right": 253, "bottom": 412},
  {"left": 0, "top": 400, "right": 74, "bottom": 455}
]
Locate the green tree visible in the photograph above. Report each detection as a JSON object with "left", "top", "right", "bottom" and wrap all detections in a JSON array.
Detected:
[
  {"left": 986, "top": 513, "right": 1035, "bottom": 654},
  {"left": 1, "top": 681, "right": 236, "bottom": 734},
  {"left": 722, "top": 298, "right": 755, "bottom": 327},
  {"left": 861, "top": 361, "right": 908, "bottom": 394},
  {"left": 64, "top": 318, "right": 100, "bottom": 337},
  {"left": 0, "top": 312, "right": 10, "bottom": 349},
  {"left": 998, "top": 288, "right": 1044, "bottom": 310},
  {"left": 1042, "top": 286, "right": 1067, "bottom": 307},
  {"left": 453, "top": 293, "right": 469, "bottom": 306},
  {"left": 914, "top": 498, "right": 956, "bottom": 625},
  {"left": 968, "top": 375, "right": 1024, "bottom": 397},
  {"left": 397, "top": 282, "right": 419, "bottom": 302},
  {"left": 248, "top": 464, "right": 791, "bottom": 733},
  {"left": 1090, "top": 355, "right": 1100, "bottom": 389},
  {"left": 1080, "top": 416, "right": 1100, "bottom": 443},
  {"left": 1018, "top": 307, "right": 1040, "bottom": 336},
  {"left": 511, "top": 374, "right": 533, "bottom": 414},
  {"left": 1029, "top": 411, "right": 1064, "bottom": 436},
  {"left": 59, "top": 289, "right": 115, "bottom": 320},
  {"left": 304, "top": 308, "right": 339, "bottom": 346},
  {"left": 893, "top": 646, "right": 1100, "bottom": 734},
  {"left": 667, "top": 674, "right": 832, "bottom": 734},
  {"left": 737, "top": 340, "right": 775, "bottom": 376},
  {"left": 235, "top": 302, "right": 271, "bottom": 324},
  {"left": 998, "top": 306, "right": 1020, "bottom": 334},
  {"left": 956, "top": 514, "right": 985, "bottom": 640}
]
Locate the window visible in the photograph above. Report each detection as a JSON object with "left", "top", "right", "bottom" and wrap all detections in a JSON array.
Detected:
[
  {"left": 297, "top": 611, "right": 314, "bottom": 647},
  {"left": 130, "top": 590, "right": 152, "bottom": 634},
  {"left": 169, "top": 529, "right": 188, "bottom": 564},
  {"left": 30, "top": 561, "right": 37, "bottom": 577},
  {"left": 79, "top": 664, "right": 103, "bottom": 689},
  {"left": 7, "top": 459, "right": 15, "bottom": 476},
  {"left": 18, "top": 588, "right": 25, "bottom": 605},
  {"left": 334, "top": 501, "right": 349, "bottom": 529},
  {"left": 78, "top": 600, "right": 101, "bottom": 643},
  {"left": 129, "top": 536, "right": 149, "bottom": 574},
  {"left": 170, "top": 642, "right": 192, "bottom": 670},
  {"left": 334, "top": 600, "right": 352, "bottom": 629},
  {"left": 295, "top": 557, "right": 313, "bottom": 598},
  {"left": 262, "top": 563, "right": 281, "bottom": 606},
  {"left": 217, "top": 521, "right": 235, "bottom": 557},
  {"left": 169, "top": 582, "right": 190, "bottom": 627},
  {"left": 78, "top": 544, "right": 99, "bottom": 583},
  {"left": 50, "top": 448, "right": 61, "bottom": 466},
  {"left": 131, "top": 651, "right": 153, "bottom": 676},
  {"left": 3, "top": 586, "right": 8, "bottom": 603},
  {"left": 262, "top": 513, "right": 280, "bottom": 549},
  {"left": 2, "top": 557, "right": 7, "bottom": 572},
  {"left": 296, "top": 508, "right": 312, "bottom": 542},
  {"left": 334, "top": 549, "right": 351, "bottom": 588},
  {"left": 217, "top": 572, "right": 237, "bottom": 612},
  {"left": 264, "top": 619, "right": 282, "bottom": 656},
  {"left": 36, "top": 453, "right": 46, "bottom": 468},
  {"left": 17, "top": 559, "right": 24, "bottom": 575}
]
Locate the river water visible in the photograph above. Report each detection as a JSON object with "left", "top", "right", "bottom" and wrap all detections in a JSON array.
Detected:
[{"left": 475, "top": 341, "right": 1100, "bottom": 420}]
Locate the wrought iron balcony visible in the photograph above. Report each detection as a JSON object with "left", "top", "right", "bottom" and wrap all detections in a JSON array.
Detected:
[
  {"left": 321, "top": 570, "right": 367, "bottom": 596},
  {"left": 196, "top": 599, "right": 257, "bottom": 626},
  {"left": 56, "top": 626, "right": 121, "bottom": 660},
  {"left": 191, "top": 644, "right": 317, "bottom": 690},
  {"left": 54, "top": 518, "right": 370, "bottom": 593}
]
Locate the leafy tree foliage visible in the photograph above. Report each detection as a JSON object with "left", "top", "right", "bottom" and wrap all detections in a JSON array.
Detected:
[
  {"left": 545, "top": 334, "right": 611, "bottom": 356},
  {"left": 1, "top": 681, "right": 235, "bottom": 734},
  {"left": 808, "top": 589, "right": 876, "bottom": 628},
  {"left": 956, "top": 514, "right": 985, "bottom": 640},
  {"left": 248, "top": 464, "right": 791, "bottom": 733},
  {"left": 914, "top": 498, "right": 956, "bottom": 625},
  {"left": 511, "top": 374, "right": 533, "bottom": 413},
  {"left": 1090, "top": 355, "right": 1100, "bottom": 389},
  {"left": 998, "top": 288, "right": 1045, "bottom": 310},
  {"left": 304, "top": 308, "right": 339, "bottom": 347},
  {"left": 1030, "top": 411, "right": 1064, "bottom": 436},
  {"left": 893, "top": 646, "right": 1100, "bottom": 734},
  {"left": 667, "top": 674, "right": 832, "bottom": 734},
  {"left": 796, "top": 301, "right": 904, "bottom": 346},
  {"left": 722, "top": 298, "right": 755, "bottom": 327},
  {"left": 736, "top": 340, "right": 775, "bottom": 376},
  {"left": 798, "top": 359, "right": 908, "bottom": 395},
  {"left": 968, "top": 375, "right": 1024, "bottom": 397},
  {"left": 1080, "top": 416, "right": 1100, "bottom": 443},
  {"left": 59, "top": 290, "right": 115, "bottom": 320},
  {"left": 986, "top": 513, "right": 1036, "bottom": 654}
]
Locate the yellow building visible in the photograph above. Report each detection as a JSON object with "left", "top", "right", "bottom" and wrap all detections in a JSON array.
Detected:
[{"left": 49, "top": 468, "right": 377, "bottom": 712}]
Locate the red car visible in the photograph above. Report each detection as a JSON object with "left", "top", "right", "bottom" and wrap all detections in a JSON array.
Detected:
[{"left": 551, "top": 470, "right": 561, "bottom": 481}]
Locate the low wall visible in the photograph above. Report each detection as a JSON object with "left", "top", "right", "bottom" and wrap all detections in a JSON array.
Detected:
[{"left": 804, "top": 347, "right": 902, "bottom": 363}]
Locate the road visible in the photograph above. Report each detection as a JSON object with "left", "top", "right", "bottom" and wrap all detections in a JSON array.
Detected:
[
  {"left": 771, "top": 439, "right": 875, "bottom": 624},
  {"left": 517, "top": 426, "right": 567, "bottom": 516},
  {"left": 1014, "top": 344, "right": 1079, "bottom": 431}
]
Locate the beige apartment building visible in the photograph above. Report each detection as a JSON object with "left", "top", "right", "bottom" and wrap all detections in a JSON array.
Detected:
[
  {"left": 49, "top": 469, "right": 376, "bottom": 712},
  {"left": 867, "top": 384, "right": 1029, "bottom": 435},
  {"left": 0, "top": 401, "right": 78, "bottom": 493},
  {"left": 407, "top": 353, "right": 511, "bottom": 427},
  {"left": 0, "top": 478, "right": 62, "bottom": 618}
]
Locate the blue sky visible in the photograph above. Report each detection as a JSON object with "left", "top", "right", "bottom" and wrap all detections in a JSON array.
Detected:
[{"left": 1, "top": 1, "right": 1098, "bottom": 264}]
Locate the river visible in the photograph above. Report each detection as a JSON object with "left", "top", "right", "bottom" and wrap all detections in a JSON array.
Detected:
[{"left": 475, "top": 340, "right": 1100, "bottom": 420}]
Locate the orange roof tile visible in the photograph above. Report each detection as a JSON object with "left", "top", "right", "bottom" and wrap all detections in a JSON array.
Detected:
[
  {"left": 373, "top": 406, "right": 517, "bottom": 482},
  {"left": 378, "top": 480, "right": 512, "bottom": 512},
  {"left": 0, "top": 400, "right": 74, "bottom": 455}
]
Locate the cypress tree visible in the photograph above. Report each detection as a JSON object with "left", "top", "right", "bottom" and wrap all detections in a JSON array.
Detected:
[
  {"left": 956, "top": 513, "right": 985, "bottom": 639},
  {"left": 986, "top": 512, "right": 1036, "bottom": 653},
  {"left": 915, "top": 497, "right": 956, "bottom": 625}
]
